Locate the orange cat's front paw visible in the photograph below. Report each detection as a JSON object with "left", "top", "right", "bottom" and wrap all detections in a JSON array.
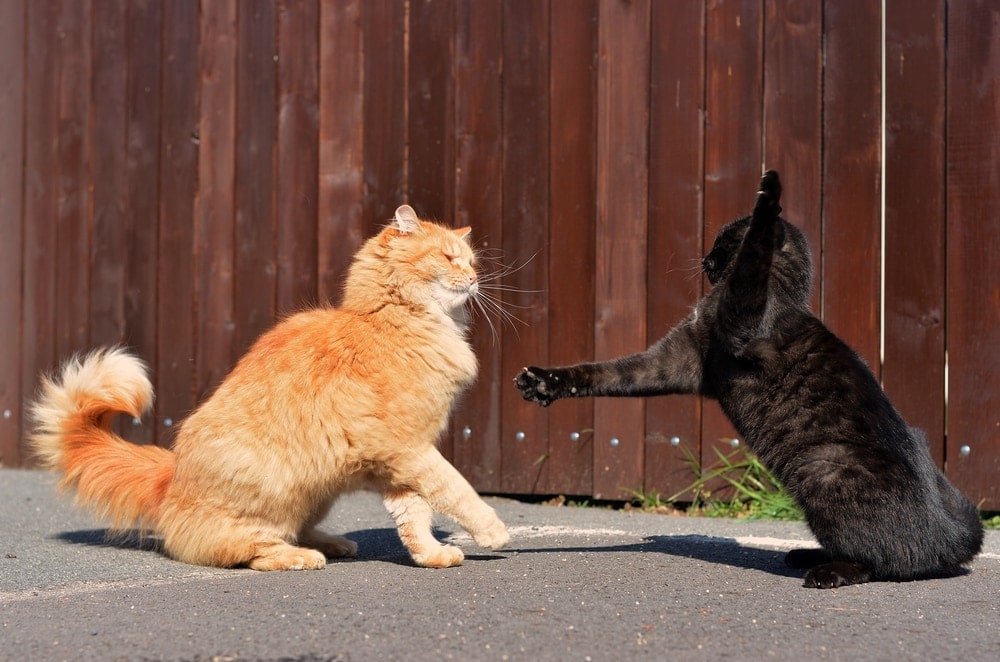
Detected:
[
  {"left": 473, "top": 518, "right": 510, "bottom": 550},
  {"left": 412, "top": 544, "right": 465, "bottom": 568}
]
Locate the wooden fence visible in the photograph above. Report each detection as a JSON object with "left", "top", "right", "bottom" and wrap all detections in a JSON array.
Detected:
[{"left": 1, "top": 0, "right": 998, "bottom": 507}]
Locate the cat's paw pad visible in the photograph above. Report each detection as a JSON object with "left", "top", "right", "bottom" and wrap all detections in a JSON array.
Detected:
[
  {"left": 412, "top": 544, "right": 465, "bottom": 568},
  {"left": 803, "top": 561, "right": 872, "bottom": 589},
  {"left": 473, "top": 520, "right": 510, "bottom": 550},
  {"left": 514, "top": 366, "right": 559, "bottom": 406}
]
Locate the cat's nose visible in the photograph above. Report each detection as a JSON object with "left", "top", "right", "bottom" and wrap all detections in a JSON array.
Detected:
[
  {"left": 468, "top": 272, "right": 478, "bottom": 284},
  {"left": 702, "top": 257, "right": 715, "bottom": 272}
]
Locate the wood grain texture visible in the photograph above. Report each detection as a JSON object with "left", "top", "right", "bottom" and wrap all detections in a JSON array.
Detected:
[
  {"left": 592, "top": 0, "right": 650, "bottom": 499},
  {"left": 945, "top": 0, "right": 1000, "bottom": 501},
  {"left": 645, "top": 0, "right": 705, "bottom": 499},
  {"left": 0, "top": 0, "right": 25, "bottom": 465},
  {"left": 883, "top": 0, "right": 946, "bottom": 465}
]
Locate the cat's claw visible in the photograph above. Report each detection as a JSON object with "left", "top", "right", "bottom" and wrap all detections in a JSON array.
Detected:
[{"left": 803, "top": 561, "right": 872, "bottom": 589}]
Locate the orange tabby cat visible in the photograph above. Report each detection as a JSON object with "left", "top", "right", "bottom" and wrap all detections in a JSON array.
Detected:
[{"left": 30, "top": 205, "right": 509, "bottom": 570}]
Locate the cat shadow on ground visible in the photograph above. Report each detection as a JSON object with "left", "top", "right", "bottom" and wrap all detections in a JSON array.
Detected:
[
  {"left": 509, "top": 534, "right": 804, "bottom": 580},
  {"left": 54, "top": 529, "right": 162, "bottom": 552},
  {"left": 54, "top": 527, "right": 505, "bottom": 568}
]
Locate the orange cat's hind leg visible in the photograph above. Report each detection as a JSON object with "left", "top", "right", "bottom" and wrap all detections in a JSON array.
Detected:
[
  {"left": 246, "top": 539, "right": 327, "bottom": 571},
  {"left": 383, "top": 489, "right": 464, "bottom": 568},
  {"left": 299, "top": 528, "right": 358, "bottom": 559},
  {"left": 161, "top": 511, "right": 327, "bottom": 571}
]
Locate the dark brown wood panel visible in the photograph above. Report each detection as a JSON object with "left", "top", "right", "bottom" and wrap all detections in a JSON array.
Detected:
[
  {"left": 883, "top": 0, "right": 947, "bottom": 464},
  {"left": 21, "top": 0, "right": 61, "bottom": 464},
  {"left": 235, "top": 0, "right": 278, "bottom": 352},
  {"left": 361, "top": 0, "right": 406, "bottom": 235},
  {"left": 54, "top": 0, "right": 92, "bottom": 359},
  {"left": 820, "top": 0, "right": 881, "bottom": 370},
  {"left": 275, "top": 0, "right": 319, "bottom": 314},
  {"left": 195, "top": 0, "right": 237, "bottom": 401},
  {"left": 763, "top": 0, "right": 822, "bottom": 313},
  {"left": 156, "top": 0, "right": 200, "bottom": 446},
  {"left": 592, "top": 0, "right": 650, "bottom": 500},
  {"left": 451, "top": 0, "right": 504, "bottom": 492},
  {"left": 542, "top": 0, "right": 598, "bottom": 496},
  {"left": 702, "top": 0, "right": 762, "bottom": 478},
  {"left": 499, "top": 0, "right": 550, "bottom": 495},
  {"left": 645, "top": 0, "right": 705, "bottom": 499},
  {"left": 90, "top": 0, "right": 129, "bottom": 349},
  {"left": 122, "top": 0, "right": 162, "bottom": 445},
  {"left": 945, "top": 0, "right": 1000, "bottom": 503},
  {"left": 318, "top": 0, "right": 364, "bottom": 306},
  {"left": 0, "top": 0, "right": 25, "bottom": 465},
  {"left": 407, "top": 0, "right": 455, "bottom": 224}
]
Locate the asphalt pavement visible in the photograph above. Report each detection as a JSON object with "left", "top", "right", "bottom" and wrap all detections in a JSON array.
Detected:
[{"left": 2, "top": 468, "right": 998, "bottom": 661}]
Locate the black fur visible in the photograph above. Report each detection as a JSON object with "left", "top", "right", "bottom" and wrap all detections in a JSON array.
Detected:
[{"left": 515, "top": 170, "right": 983, "bottom": 588}]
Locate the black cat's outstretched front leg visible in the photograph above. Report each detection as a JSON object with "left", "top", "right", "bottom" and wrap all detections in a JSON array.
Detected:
[{"left": 515, "top": 315, "right": 705, "bottom": 407}]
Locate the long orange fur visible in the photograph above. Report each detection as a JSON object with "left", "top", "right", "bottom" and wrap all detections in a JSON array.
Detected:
[{"left": 31, "top": 205, "right": 509, "bottom": 570}]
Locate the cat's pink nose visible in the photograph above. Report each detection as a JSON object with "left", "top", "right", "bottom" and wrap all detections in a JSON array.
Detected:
[{"left": 469, "top": 272, "right": 478, "bottom": 284}]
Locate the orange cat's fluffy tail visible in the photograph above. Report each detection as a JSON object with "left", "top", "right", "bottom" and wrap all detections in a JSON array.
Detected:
[{"left": 30, "top": 348, "right": 174, "bottom": 532}]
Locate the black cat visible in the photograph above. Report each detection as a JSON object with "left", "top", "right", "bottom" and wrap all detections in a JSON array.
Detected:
[{"left": 515, "top": 170, "right": 983, "bottom": 588}]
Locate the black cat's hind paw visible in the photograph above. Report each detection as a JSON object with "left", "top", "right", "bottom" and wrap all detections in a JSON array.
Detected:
[
  {"left": 514, "top": 366, "right": 560, "bottom": 407},
  {"left": 784, "top": 547, "right": 832, "bottom": 569},
  {"left": 803, "top": 561, "right": 873, "bottom": 589}
]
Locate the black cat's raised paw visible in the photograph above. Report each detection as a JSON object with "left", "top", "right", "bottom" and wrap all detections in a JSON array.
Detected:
[
  {"left": 514, "top": 366, "right": 564, "bottom": 407},
  {"left": 803, "top": 560, "right": 872, "bottom": 589},
  {"left": 756, "top": 169, "right": 782, "bottom": 215}
]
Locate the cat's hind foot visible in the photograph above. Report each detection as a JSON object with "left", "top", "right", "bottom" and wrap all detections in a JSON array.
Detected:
[
  {"left": 784, "top": 547, "right": 832, "bottom": 569},
  {"left": 803, "top": 561, "right": 873, "bottom": 589},
  {"left": 299, "top": 530, "right": 358, "bottom": 559},
  {"left": 247, "top": 541, "right": 327, "bottom": 571}
]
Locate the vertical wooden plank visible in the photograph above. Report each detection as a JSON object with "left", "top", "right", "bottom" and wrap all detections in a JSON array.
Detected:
[
  {"left": 123, "top": 0, "right": 162, "bottom": 445},
  {"left": 235, "top": 0, "right": 278, "bottom": 353},
  {"left": 645, "top": 0, "right": 705, "bottom": 498},
  {"left": 762, "top": 0, "right": 822, "bottom": 313},
  {"left": 451, "top": 0, "right": 504, "bottom": 492},
  {"left": 499, "top": 0, "right": 550, "bottom": 495},
  {"left": 407, "top": 0, "right": 455, "bottom": 222},
  {"left": 22, "top": 0, "right": 61, "bottom": 464},
  {"left": 592, "top": 0, "right": 650, "bottom": 500},
  {"left": 945, "top": 0, "right": 1000, "bottom": 508},
  {"left": 820, "top": 0, "right": 881, "bottom": 370},
  {"left": 883, "top": 0, "right": 946, "bottom": 465},
  {"left": 55, "top": 0, "right": 92, "bottom": 359},
  {"left": 275, "top": 0, "right": 319, "bottom": 313},
  {"left": 409, "top": 0, "right": 457, "bottom": 461},
  {"left": 702, "top": 0, "right": 762, "bottom": 479},
  {"left": 543, "top": 0, "right": 597, "bottom": 496},
  {"left": 318, "top": 0, "right": 364, "bottom": 305},
  {"left": 91, "top": 0, "right": 129, "bottom": 348},
  {"left": 0, "top": 0, "right": 25, "bottom": 465},
  {"left": 361, "top": 0, "right": 406, "bottom": 235},
  {"left": 157, "top": 0, "right": 200, "bottom": 445},
  {"left": 195, "top": 0, "right": 237, "bottom": 401}
]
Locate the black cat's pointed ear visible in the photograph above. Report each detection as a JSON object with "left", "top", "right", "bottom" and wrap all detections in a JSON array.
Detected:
[{"left": 393, "top": 205, "right": 423, "bottom": 235}]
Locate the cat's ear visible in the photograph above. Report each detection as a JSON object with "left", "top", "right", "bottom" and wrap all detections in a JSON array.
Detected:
[
  {"left": 453, "top": 226, "right": 472, "bottom": 243},
  {"left": 393, "top": 205, "right": 422, "bottom": 235}
]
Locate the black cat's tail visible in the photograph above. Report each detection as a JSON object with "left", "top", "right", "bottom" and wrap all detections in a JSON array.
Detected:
[{"left": 755, "top": 169, "right": 782, "bottom": 218}]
